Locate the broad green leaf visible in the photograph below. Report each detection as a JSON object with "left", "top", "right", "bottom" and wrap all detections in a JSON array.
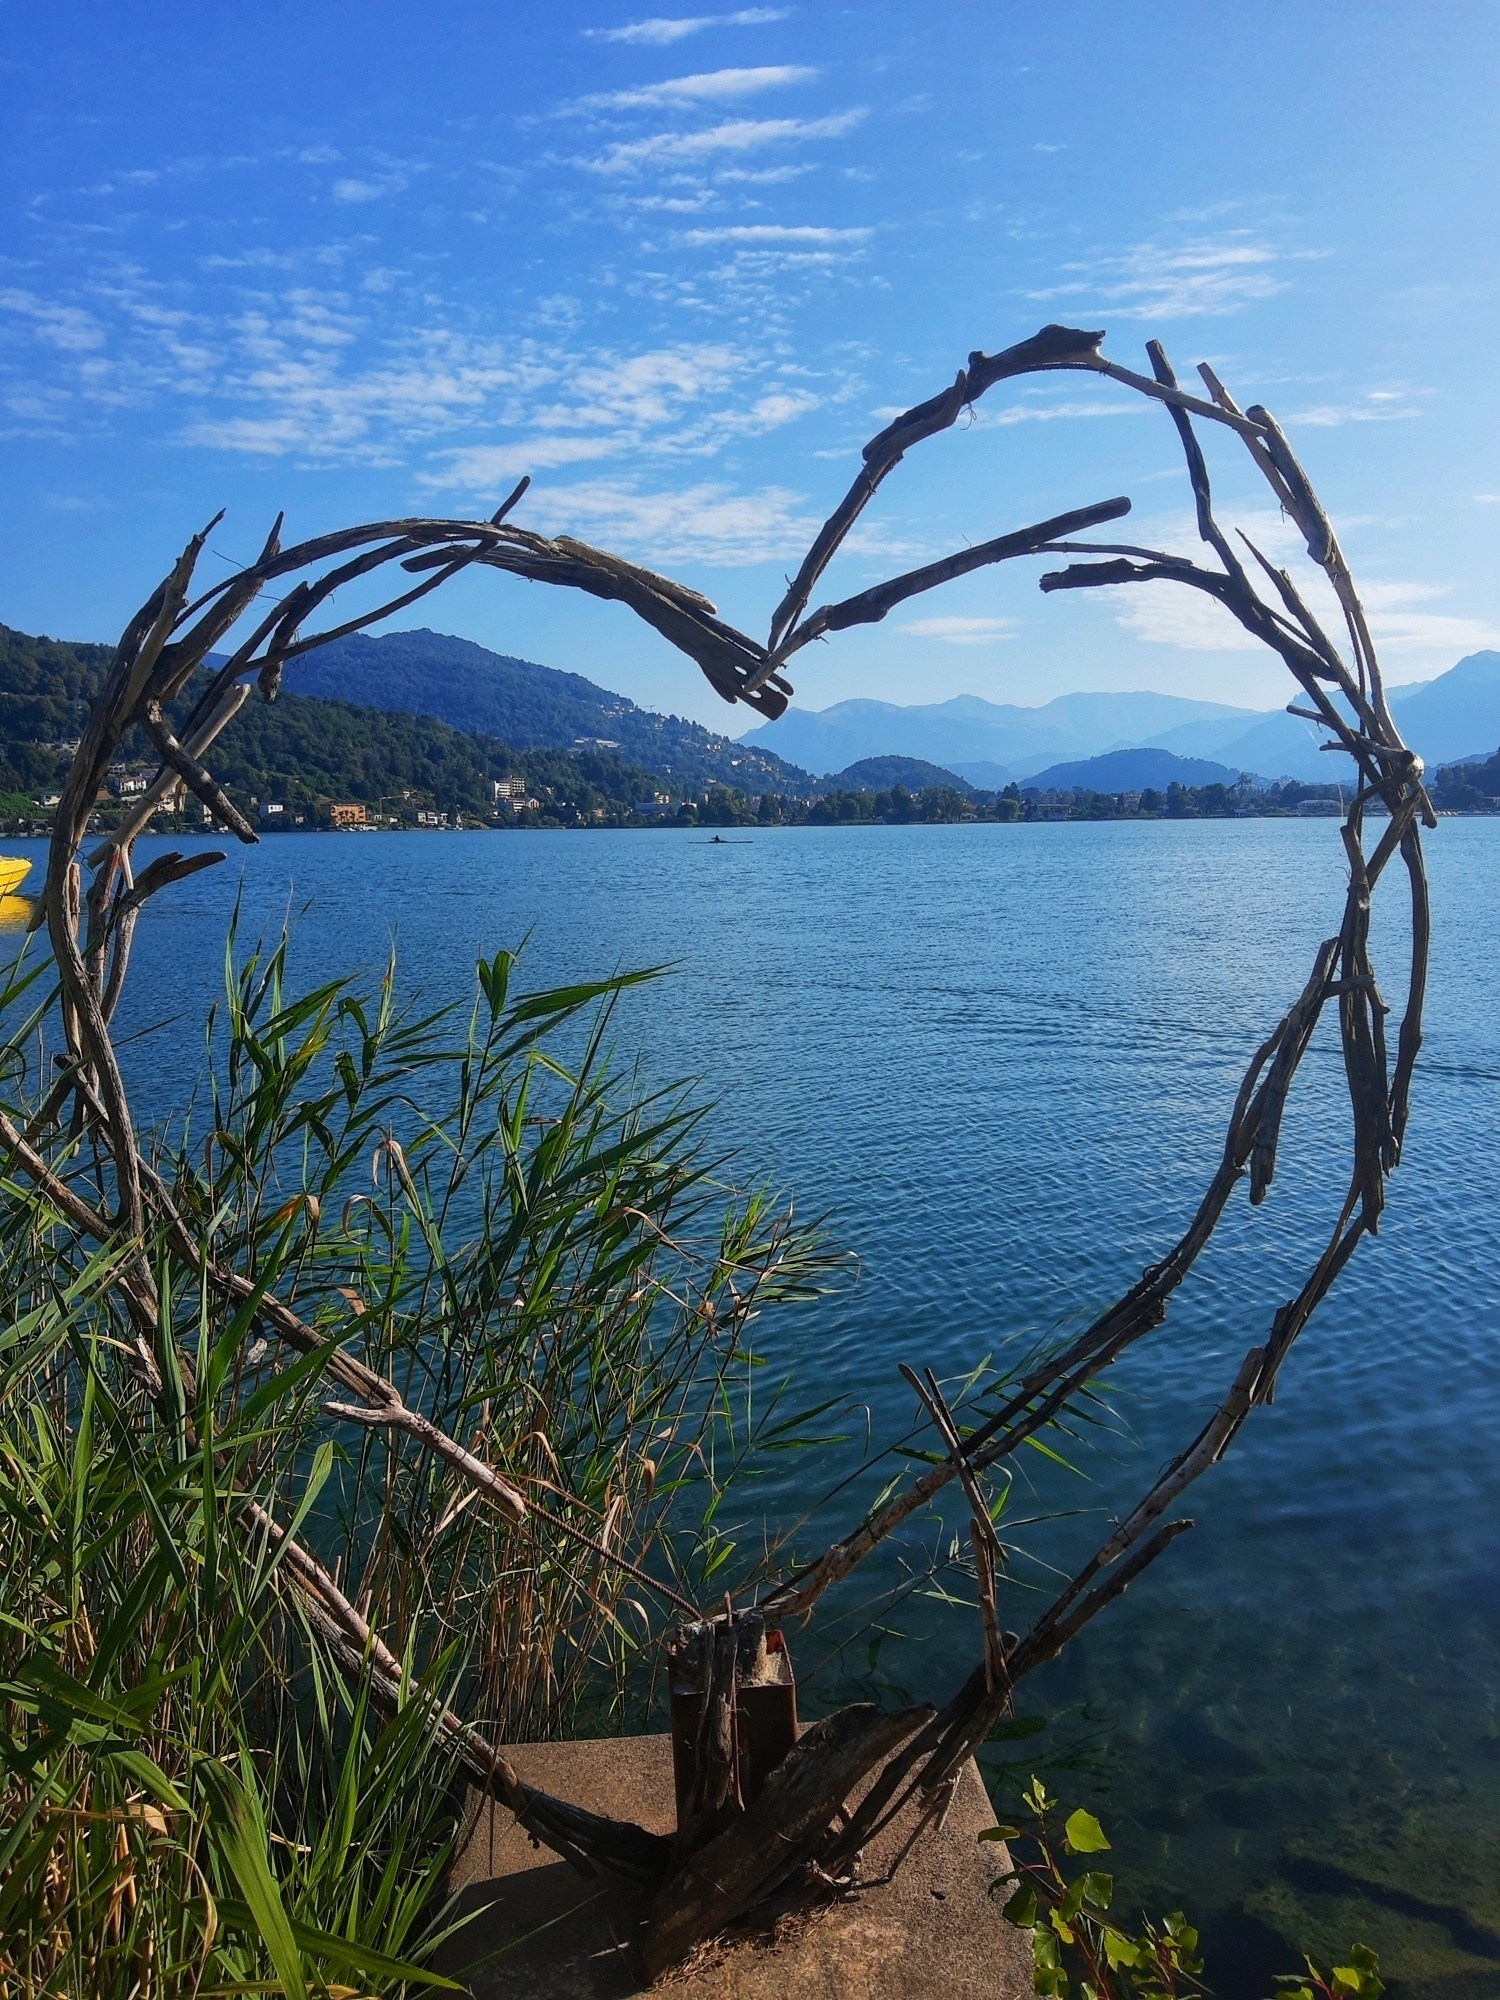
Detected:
[
  {"left": 1103, "top": 1927, "right": 1141, "bottom": 1968},
  {"left": 1333, "top": 1949, "right": 1383, "bottom": 2000},
  {"left": 1002, "top": 1881, "right": 1038, "bottom": 1928},
  {"left": 1080, "top": 1870, "right": 1113, "bottom": 1910},
  {"left": 1064, "top": 1806, "right": 1110, "bottom": 1853}
]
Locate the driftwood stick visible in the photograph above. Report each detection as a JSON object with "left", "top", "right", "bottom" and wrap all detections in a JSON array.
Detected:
[
  {"left": 761, "top": 496, "right": 1132, "bottom": 680},
  {"left": 92, "top": 682, "right": 253, "bottom": 859},
  {"left": 139, "top": 704, "right": 258, "bottom": 843},
  {"left": 767, "top": 322, "right": 1114, "bottom": 650},
  {"left": 762, "top": 924, "right": 1331, "bottom": 1622}
]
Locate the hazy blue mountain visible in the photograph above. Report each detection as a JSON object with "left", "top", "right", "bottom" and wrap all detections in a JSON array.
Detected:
[
  {"left": 741, "top": 652, "right": 1500, "bottom": 787},
  {"left": 1025, "top": 748, "right": 1247, "bottom": 793},
  {"left": 1200, "top": 652, "right": 1500, "bottom": 781},
  {"left": 1191, "top": 711, "right": 1345, "bottom": 784},
  {"left": 738, "top": 690, "right": 1261, "bottom": 774},
  {"left": 289, "top": 628, "right": 818, "bottom": 798},
  {"left": 824, "top": 755, "right": 975, "bottom": 796},
  {"left": 1133, "top": 711, "right": 1287, "bottom": 760},
  {"left": 947, "top": 760, "right": 1016, "bottom": 790},
  {"left": 1389, "top": 650, "right": 1500, "bottom": 763}
]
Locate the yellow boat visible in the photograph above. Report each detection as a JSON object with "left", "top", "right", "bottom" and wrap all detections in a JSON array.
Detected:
[{"left": 0, "top": 856, "right": 31, "bottom": 897}]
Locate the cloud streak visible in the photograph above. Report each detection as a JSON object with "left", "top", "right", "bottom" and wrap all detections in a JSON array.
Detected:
[
  {"left": 509, "top": 476, "right": 819, "bottom": 565},
  {"left": 582, "top": 110, "right": 864, "bottom": 173},
  {"left": 583, "top": 10, "right": 788, "bottom": 46},
  {"left": 898, "top": 615, "right": 1017, "bottom": 645},
  {"left": 679, "top": 223, "right": 871, "bottom": 245},
  {"left": 1031, "top": 236, "right": 1291, "bottom": 318},
  {"left": 564, "top": 65, "right": 815, "bottom": 112},
  {"left": 0, "top": 288, "right": 105, "bottom": 353}
]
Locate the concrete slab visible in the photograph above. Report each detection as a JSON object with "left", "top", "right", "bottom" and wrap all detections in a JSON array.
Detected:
[{"left": 442, "top": 1734, "right": 1032, "bottom": 1998}]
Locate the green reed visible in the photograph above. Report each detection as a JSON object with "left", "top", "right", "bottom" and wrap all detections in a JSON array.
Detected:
[{"left": 0, "top": 923, "right": 833, "bottom": 1996}]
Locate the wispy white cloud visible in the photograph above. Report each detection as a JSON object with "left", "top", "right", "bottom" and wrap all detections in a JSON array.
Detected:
[
  {"left": 0, "top": 288, "right": 105, "bottom": 353},
  {"left": 979, "top": 396, "right": 1140, "bottom": 428},
  {"left": 565, "top": 65, "right": 815, "bottom": 112},
  {"left": 583, "top": 10, "right": 788, "bottom": 46},
  {"left": 1285, "top": 389, "right": 1422, "bottom": 427},
  {"left": 1031, "top": 235, "right": 1291, "bottom": 319},
  {"left": 178, "top": 312, "right": 551, "bottom": 462},
  {"left": 332, "top": 172, "right": 408, "bottom": 203},
  {"left": 533, "top": 342, "right": 745, "bottom": 430},
  {"left": 1365, "top": 609, "right": 1500, "bottom": 653},
  {"left": 1102, "top": 507, "right": 1500, "bottom": 661},
  {"left": 679, "top": 223, "right": 870, "bottom": 245},
  {"left": 583, "top": 110, "right": 864, "bottom": 173},
  {"left": 419, "top": 435, "right": 626, "bottom": 487},
  {"left": 898, "top": 615, "right": 1017, "bottom": 645},
  {"left": 711, "top": 385, "right": 820, "bottom": 432},
  {"left": 420, "top": 347, "right": 820, "bottom": 489},
  {"left": 0, "top": 235, "right": 836, "bottom": 470},
  {"left": 1113, "top": 586, "right": 1263, "bottom": 653},
  {"left": 513, "top": 476, "right": 818, "bottom": 565},
  {"left": 714, "top": 163, "right": 814, "bottom": 183}
]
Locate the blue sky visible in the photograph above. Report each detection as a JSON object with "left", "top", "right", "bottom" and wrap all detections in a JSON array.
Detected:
[{"left": 2, "top": 1, "right": 1497, "bottom": 729}]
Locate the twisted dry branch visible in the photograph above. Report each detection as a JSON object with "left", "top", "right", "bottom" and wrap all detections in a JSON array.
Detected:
[{"left": 12, "top": 320, "right": 1429, "bottom": 1966}]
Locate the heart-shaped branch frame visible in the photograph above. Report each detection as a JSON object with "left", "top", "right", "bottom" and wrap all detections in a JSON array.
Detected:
[{"left": 9, "top": 322, "right": 1432, "bottom": 1969}]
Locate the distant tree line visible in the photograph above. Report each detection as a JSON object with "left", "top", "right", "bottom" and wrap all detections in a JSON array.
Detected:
[
  {"left": 1431, "top": 750, "right": 1500, "bottom": 812},
  {"left": 677, "top": 776, "right": 1363, "bottom": 828}
]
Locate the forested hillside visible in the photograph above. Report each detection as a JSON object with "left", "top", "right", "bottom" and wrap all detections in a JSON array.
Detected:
[
  {"left": 287, "top": 627, "right": 817, "bottom": 797},
  {"left": 0, "top": 623, "right": 680, "bottom": 827}
]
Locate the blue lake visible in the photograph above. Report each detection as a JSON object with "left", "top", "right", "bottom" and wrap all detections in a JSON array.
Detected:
[{"left": 14, "top": 818, "right": 1497, "bottom": 1996}]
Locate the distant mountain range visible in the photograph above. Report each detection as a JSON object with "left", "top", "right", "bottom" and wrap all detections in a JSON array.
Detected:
[
  {"left": 289, "top": 629, "right": 818, "bottom": 798},
  {"left": 737, "top": 690, "right": 1260, "bottom": 785},
  {"left": 738, "top": 652, "right": 1500, "bottom": 785}
]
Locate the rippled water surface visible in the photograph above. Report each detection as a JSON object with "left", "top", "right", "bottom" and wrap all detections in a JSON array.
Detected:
[{"left": 15, "top": 818, "right": 1498, "bottom": 1997}]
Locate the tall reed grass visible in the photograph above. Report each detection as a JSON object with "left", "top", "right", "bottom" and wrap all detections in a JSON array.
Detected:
[{"left": 0, "top": 923, "right": 832, "bottom": 1996}]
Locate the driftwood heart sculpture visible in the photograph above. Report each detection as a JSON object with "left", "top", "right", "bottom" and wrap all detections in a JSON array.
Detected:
[{"left": 13, "top": 321, "right": 1430, "bottom": 1970}]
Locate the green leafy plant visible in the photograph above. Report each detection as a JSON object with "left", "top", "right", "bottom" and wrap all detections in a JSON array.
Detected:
[
  {"left": 1271, "top": 1945, "right": 1384, "bottom": 2000},
  {"left": 983, "top": 1778, "right": 1208, "bottom": 1999},
  {"left": 982, "top": 1780, "right": 1382, "bottom": 2000}
]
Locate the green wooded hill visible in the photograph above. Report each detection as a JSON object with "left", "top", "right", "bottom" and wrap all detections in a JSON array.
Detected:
[
  {"left": 0, "top": 623, "right": 680, "bottom": 825},
  {"left": 286, "top": 627, "right": 818, "bottom": 798},
  {"left": 0, "top": 625, "right": 114, "bottom": 792},
  {"left": 823, "top": 755, "right": 978, "bottom": 798}
]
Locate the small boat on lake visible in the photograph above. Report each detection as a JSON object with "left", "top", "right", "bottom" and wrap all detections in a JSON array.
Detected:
[{"left": 0, "top": 856, "right": 32, "bottom": 897}]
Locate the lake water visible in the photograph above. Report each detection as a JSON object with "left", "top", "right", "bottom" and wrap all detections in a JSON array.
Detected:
[{"left": 9, "top": 819, "right": 1497, "bottom": 1998}]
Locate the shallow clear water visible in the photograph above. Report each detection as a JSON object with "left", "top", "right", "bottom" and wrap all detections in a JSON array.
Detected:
[{"left": 10, "top": 819, "right": 1497, "bottom": 1996}]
